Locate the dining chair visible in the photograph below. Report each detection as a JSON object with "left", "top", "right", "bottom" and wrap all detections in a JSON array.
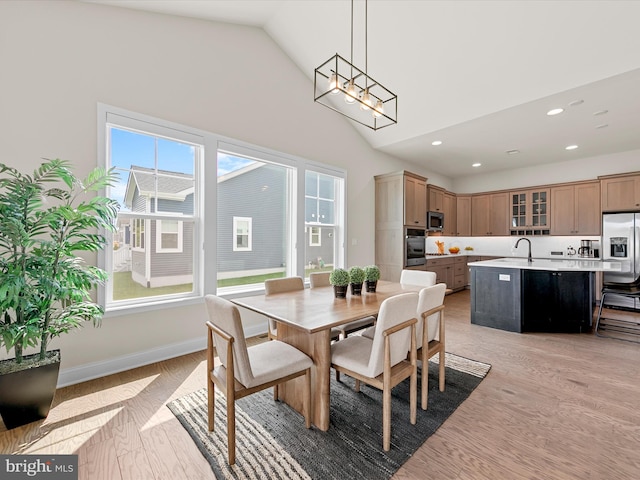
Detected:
[
  {"left": 361, "top": 269, "right": 436, "bottom": 340},
  {"left": 331, "top": 292, "right": 419, "bottom": 451},
  {"left": 309, "top": 271, "right": 376, "bottom": 339},
  {"left": 205, "top": 295, "right": 312, "bottom": 465},
  {"left": 264, "top": 276, "right": 304, "bottom": 341},
  {"left": 416, "top": 283, "right": 446, "bottom": 410}
]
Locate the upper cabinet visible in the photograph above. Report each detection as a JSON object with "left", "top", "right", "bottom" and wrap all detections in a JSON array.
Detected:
[
  {"left": 509, "top": 188, "right": 550, "bottom": 236},
  {"left": 405, "top": 174, "right": 427, "bottom": 227},
  {"left": 601, "top": 173, "right": 640, "bottom": 211},
  {"left": 427, "top": 185, "right": 444, "bottom": 212},
  {"left": 551, "top": 181, "right": 601, "bottom": 235},
  {"left": 443, "top": 192, "right": 457, "bottom": 236},
  {"left": 456, "top": 195, "right": 472, "bottom": 236},
  {"left": 472, "top": 192, "right": 509, "bottom": 236}
]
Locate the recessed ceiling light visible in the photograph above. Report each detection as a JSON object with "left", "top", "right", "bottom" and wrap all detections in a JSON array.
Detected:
[
  {"left": 594, "top": 110, "right": 608, "bottom": 116},
  {"left": 547, "top": 108, "right": 564, "bottom": 116},
  {"left": 568, "top": 99, "right": 584, "bottom": 107},
  {"left": 472, "top": 163, "right": 481, "bottom": 167},
  {"left": 565, "top": 145, "right": 578, "bottom": 150},
  {"left": 431, "top": 140, "right": 443, "bottom": 146},
  {"left": 595, "top": 124, "right": 609, "bottom": 129},
  {"left": 506, "top": 149, "right": 520, "bottom": 155}
]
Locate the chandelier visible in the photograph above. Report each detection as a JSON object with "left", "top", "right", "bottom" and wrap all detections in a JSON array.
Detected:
[{"left": 314, "top": 0, "right": 397, "bottom": 130}]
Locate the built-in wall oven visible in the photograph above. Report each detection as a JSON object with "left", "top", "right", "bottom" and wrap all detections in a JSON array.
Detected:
[{"left": 405, "top": 228, "right": 426, "bottom": 267}]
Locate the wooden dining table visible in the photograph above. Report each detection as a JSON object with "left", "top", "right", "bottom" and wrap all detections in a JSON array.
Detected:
[{"left": 231, "top": 280, "right": 424, "bottom": 431}]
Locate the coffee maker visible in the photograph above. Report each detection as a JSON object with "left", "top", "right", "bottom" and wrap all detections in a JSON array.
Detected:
[{"left": 578, "top": 239, "right": 596, "bottom": 258}]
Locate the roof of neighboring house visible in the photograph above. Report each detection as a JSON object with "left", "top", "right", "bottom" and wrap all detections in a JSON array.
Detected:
[{"left": 124, "top": 166, "right": 194, "bottom": 209}]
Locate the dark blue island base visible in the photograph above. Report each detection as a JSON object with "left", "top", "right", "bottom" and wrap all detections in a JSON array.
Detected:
[{"left": 470, "top": 266, "right": 594, "bottom": 333}]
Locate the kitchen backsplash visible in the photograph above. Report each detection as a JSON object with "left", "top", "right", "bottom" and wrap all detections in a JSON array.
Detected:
[{"left": 426, "top": 235, "right": 601, "bottom": 258}]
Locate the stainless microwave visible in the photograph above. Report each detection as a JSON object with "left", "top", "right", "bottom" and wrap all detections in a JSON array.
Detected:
[{"left": 427, "top": 211, "right": 444, "bottom": 231}]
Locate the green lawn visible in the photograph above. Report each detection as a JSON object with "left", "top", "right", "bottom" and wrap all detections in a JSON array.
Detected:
[{"left": 113, "top": 266, "right": 334, "bottom": 299}]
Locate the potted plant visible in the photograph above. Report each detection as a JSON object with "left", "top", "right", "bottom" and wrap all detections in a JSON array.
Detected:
[
  {"left": 349, "top": 266, "right": 365, "bottom": 295},
  {"left": 364, "top": 265, "right": 381, "bottom": 292},
  {"left": 0, "top": 159, "right": 119, "bottom": 429},
  {"left": 329, "top": 268, "right": 350, "bottom": 299}
]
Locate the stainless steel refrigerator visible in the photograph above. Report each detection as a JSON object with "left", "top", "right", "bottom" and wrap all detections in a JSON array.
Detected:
[{"left": 602, "top": 212, "right": 640, "bottom": 309}]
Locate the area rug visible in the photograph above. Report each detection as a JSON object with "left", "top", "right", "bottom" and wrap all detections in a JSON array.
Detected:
[{"left": 167, "top": 353, "right": 490, "bottom": 480}]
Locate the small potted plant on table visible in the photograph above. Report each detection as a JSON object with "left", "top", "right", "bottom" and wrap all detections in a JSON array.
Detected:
[
  {"left": 364, "top": 265, "right": 381, "bottom": 292},
  {"left": 329, "top": 268, "right": 350, "bottom": 298},
  {"left": 349, "top": 266, "right": 365, "bottom": 295}
]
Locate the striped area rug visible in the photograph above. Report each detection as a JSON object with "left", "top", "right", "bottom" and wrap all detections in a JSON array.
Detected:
[{"left": 167, "top": 353, "right": 490, "bottom": 480}]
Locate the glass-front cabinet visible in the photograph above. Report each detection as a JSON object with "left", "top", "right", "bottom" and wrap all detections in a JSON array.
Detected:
[{"left": 510, "top": 188, "right": 550, "bottom": 236}]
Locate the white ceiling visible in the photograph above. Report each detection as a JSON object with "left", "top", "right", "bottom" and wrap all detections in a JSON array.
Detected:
[{"left": 85, "top": 0, "right": 640, "bottom": 178}]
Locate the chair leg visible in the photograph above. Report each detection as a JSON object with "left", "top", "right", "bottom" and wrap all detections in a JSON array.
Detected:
[
  {"left": 595, "top": 292, "right": 607, "bottom": 335},
  {"left": 354, "top": 379, "right": 360, "bottom": 392},
  {"left": 438, "top": 348, "right": 445, "bottom": 392},
  {"left": 421, "top": 348, "right": 428, "bottom": 411},
  {"left": 410, "top": 365, "right": 417, "bottom": 425},
  {"left": 226, "top": 391, "right": 236, "bottom": 465},
  {"left": 303, "top": 368, "right": 311, "bottom": 429},
  {"left": 336, "top": 370, "right": 341, "bottom": 382},
  {"left": 207, "top": 375, "right": 215, "bottom": 431},
  {"left": 382, "top": 382, "right": 391, "bottom": 451}
]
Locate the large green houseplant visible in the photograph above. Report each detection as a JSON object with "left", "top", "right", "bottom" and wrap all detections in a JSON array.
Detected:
[{"left": 0, "top": 159, "right": 119, "bottom": 428}]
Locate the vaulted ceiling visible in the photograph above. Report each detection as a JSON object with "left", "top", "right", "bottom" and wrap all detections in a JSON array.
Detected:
[{"left": 85, "top": 1, "right": 640, "bottom": 178}]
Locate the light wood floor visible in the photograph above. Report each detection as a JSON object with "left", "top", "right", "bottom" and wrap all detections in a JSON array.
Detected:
[{"left": 1, "top": 291, "right": 639, "bottom": 479}]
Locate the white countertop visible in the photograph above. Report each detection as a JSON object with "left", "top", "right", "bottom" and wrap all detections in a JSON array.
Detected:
[{"left": 470, "top": 257, "right": 626, "bottom": 272}]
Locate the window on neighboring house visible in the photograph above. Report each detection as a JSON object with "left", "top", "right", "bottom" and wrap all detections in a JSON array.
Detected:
[
  {"left": 156, "top": 220, "right": 183, "bottom": 252},
  {"left": 309, "top": 226, "right": 321, "bottom": 246},
  {"left": 101, "top": 107, "right": 202, "bottom": 308},
  {"left": 233, "top": 217, "right": 252, "bottom": 251}
]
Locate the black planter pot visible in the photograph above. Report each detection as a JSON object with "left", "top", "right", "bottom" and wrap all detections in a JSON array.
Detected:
[
  {"left": 365, "top": 280, "right": 378, "bottom": 292},
  {"left": 0, "top": 350, "right": 60, "bottom": 430},
  {"left": 350, "top": 282, "right": 363, "bottom": 295},
  {"left": 333, "top": 285, "right": 348, "bottom": 298}
]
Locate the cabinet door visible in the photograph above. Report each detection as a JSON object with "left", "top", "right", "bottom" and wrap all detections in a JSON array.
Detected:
[
  {"left": 601, "top": 175, "right": 640, "bottom": 211},
  {"left": 550, "top": 185, "right": 575, "bottom": 235},
  {"left": 428, "top": 186, "right": 444, "bottom": 212},
  {"left": 574, "top": 182, "right": 600, "bottom": 235},
  {"left": 471, "top": 195, "right": 490, "bottom": 235},
  {"left": 404, "top": 176, "right": 426, "bottom": 227},
  {"left": 443, "top": 192, "right": 457, "bottom": 235},
  {"left": 489, "top": 193, "right": 509, "bottom": 236},
  {"left": 456, "top": 196, "right": 471, "bottom": 236}
]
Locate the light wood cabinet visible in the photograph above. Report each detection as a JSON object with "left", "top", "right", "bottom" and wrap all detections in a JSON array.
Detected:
[
  {"left": 601, "top": 173, "right": 640, "bottom": 211},
  {"left": 456, "top": 195, "right": 471, "bottom": 236},
  {"left": 443, "top": 192, "right": 457, "bottom": 236},
  {"left": 472, "top": 193, "right": 509, "bottom": 236},
  {"left": 427, "top": 185, "right": 444, "bottom": 213},
  {"left": 375, "top": 171, "right": 427, "bottom": 281},
  {"left": 404, "top": 175, "right": 427, "bottom": 227},
  {"left": 425, "top": 256, "right": 455, "bottom": 290},
  {"left": 551, "top": 181, "right": 600, "bottom": 235},
  {"left": 509, "top": 188, "right": 550, "bottom": 235}
]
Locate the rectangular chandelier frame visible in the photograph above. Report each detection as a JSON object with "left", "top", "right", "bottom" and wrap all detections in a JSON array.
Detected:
[{"left": 314, "top": 53, "right": 397, "bottom": 131}]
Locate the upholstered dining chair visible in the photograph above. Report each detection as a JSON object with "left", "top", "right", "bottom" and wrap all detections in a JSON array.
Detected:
[
  {"left": 205, "top": 295, "right": 312, "bottom": 465},
  {"left": 416, "top": 283, "right": 447, "bottom": 410},
  {"left": 331, "top": 292, "right": 419, "bottom": 451},
  {"left": 309, "top": 271, "right": 376, "bottom": 339},
  {"left": 264, "top": 276, "right": 304, "bottom": 341}
]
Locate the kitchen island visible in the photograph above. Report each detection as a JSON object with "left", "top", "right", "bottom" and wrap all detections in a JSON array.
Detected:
[{"left": 469, "top": 258, "right": 625, "bottom": 333}]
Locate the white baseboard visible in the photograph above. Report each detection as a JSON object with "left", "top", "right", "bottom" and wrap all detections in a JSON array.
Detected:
[{"left": 57, "top": 325, "right": 269, "bottom": 388}]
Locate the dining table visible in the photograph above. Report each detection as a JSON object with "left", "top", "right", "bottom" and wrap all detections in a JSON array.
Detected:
[{"left": 231, "top": 280, "right": 425, "bottom": 431}]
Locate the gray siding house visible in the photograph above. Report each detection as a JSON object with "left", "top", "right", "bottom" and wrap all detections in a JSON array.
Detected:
[{"left": 122, "top": 166, "right": 194, "bottom": 288}]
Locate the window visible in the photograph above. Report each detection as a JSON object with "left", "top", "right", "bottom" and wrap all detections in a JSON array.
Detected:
[
  {"left": 233, "top": 217, "right": 252, "bottom": 251},
  {"left": 309, "top": 226, "right": 321, "bottom": 246},
  {"left": 156, "top": 220, "right": 183, "bottom": 252},
  {"left": 101, "top": 107, "right": 202, "bottom": 308}
]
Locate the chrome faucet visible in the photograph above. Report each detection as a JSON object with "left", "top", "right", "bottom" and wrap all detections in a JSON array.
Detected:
[{"left": 515, "top": 237, "right": 533, "bottom": 263}]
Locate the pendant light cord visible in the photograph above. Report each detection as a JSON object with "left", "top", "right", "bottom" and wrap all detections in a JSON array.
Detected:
[{"left": 350, "top": 0, "right": 354, "bottom": 78}]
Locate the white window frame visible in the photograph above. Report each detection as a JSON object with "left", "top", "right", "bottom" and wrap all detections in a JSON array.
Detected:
[
  {"left": 156, "top": 219, "right": 184, "bottom": 253},
  {"left": 132, "top": 218, "right": 146, "bottom": 252},
  {"left": 309, "top": 226, "right": 321, "bottom": 246},
  {"left": 232, "top": 216, "right": 252, "bottom": 252}
]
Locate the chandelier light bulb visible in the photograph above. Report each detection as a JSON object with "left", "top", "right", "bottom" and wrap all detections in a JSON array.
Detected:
[
  {"left": 360, "top": 88, "right": 373, "bottom": 111},
  {"left": 344, "top": 79, "right": 357, "bottom": 104},
  {"left": 328, "top": 73, "right": 340, "bottom": 94},
  {"left": 373, "top": 99, "right": 384, "bottom": 118}
]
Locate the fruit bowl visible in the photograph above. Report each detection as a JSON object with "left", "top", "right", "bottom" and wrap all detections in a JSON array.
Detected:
[{"left": 448, "top": 247, "right": 460, "bottom": 254}]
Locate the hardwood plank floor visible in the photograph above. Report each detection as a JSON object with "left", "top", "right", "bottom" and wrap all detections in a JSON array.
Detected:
[{"left": 1, "top": 290, "right": 639, "bottom": 479}]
